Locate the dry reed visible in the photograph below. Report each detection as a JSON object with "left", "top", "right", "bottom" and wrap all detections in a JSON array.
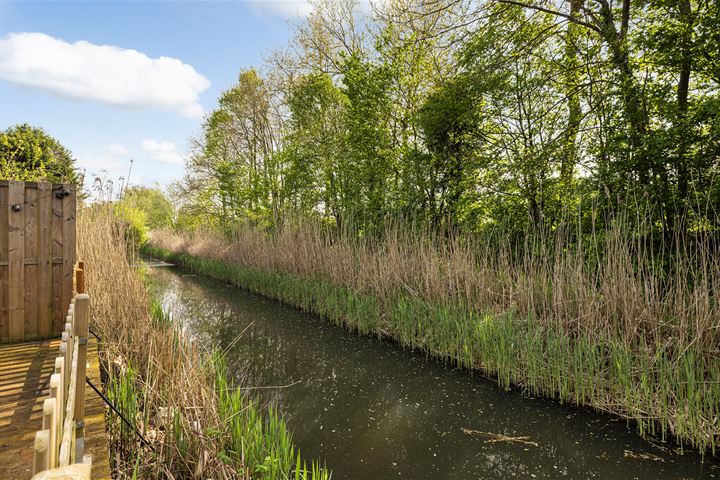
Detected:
[
  {"left": 147, "top": 217, "right": 720, "bottom": 455},
  {"left": 78, "top": 205, "right": 331, "bottom": 479},
  {"left": 78, "top": 205, "right": 239, "bottom": 478}
]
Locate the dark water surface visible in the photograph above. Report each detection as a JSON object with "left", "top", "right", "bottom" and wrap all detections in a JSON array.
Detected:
[{"left": 147, "top": 263, "right": 718, "bottom": 480}]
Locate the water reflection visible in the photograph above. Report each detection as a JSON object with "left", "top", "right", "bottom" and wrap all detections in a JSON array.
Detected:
[{"left": 148, "top": 265, "right": 718, "bottom": 480}]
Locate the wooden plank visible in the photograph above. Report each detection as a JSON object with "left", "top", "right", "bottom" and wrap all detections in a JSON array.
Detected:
[
  {"left": 61, "top": 184, "right": 76, "bottom": 330},
  {"left": 38, "top": 183, "right": 53, "bottom": 338},
  {"left": 0, "top": 184, "right": 8, "bottom": 340},
  {"left": 25, "top": 185, "right": 39, "bottom": 338},
  {"left": 52, "top": 188, "right": 64, "bottom": 334},
  {"left": 8, "top": 181, "right": 25, "bottom": 342}
]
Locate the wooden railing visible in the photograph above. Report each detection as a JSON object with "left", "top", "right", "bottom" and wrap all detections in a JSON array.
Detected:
[{"left": 31, "top": 262, "right": 92, "bottom": 479}]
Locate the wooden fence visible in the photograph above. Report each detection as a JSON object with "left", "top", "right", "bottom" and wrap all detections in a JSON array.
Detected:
[
  {"left": 31, "top": 263, "right": 92, "bottom": 479},
  {"left": 0, "top": 180, "right": 76, "bottom": 343}
]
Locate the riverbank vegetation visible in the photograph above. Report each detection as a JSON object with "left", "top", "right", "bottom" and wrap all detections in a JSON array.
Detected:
[
  {"left": 78, "top": 206, "right": 330, "bottom": 479},
  {"left": 146, "top": 218, "right": 719, "bottom": 455}
]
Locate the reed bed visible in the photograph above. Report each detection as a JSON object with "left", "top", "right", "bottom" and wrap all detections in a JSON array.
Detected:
[
  {"left": 77, "top": 205, "right": 330, "bottom": 479},
  {"left": 146, "top": 219, "right": 720, "bottom": 456}
]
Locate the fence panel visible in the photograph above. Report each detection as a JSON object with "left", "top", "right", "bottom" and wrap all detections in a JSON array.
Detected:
[{"left": 0, "top": 180, "right": 76, "bottom": 342}]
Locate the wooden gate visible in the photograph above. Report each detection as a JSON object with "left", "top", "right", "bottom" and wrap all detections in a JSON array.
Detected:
[{"left": 0, "top": 180, "right": 76, "bottom": 343}]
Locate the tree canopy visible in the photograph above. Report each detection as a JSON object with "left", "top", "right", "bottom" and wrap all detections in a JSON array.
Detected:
[
  {"left": 174, "top": 0, "right": 720, "bottom": 235},
  {"left": 120, "top": 186, "right": 175, "bottom": 230},
  {"left": 0, "top": 123, "right": 78, "bottom": 184}
]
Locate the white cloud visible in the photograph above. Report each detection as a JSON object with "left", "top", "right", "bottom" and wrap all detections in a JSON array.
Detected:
[
  {"left": 0, "top": 32, "right": 210, "bottom": 118},
  {"left": 141, "top": 139, "right": 184, "bottom": 165}
]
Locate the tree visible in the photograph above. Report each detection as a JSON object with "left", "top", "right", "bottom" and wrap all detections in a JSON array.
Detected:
[
  {"left": 173, "top": 0, "right": 719, "bottom": 236},
  {"left": 342, "top": 54, "right": 395, "bottom": 233},
  {"left": 417, "top": 78, "right": 482, "bottom": 229},
  {"left": 120, "top": 186, "right": 174, "bottom": 230},
  {"left": 283, "top": 73, "right": 349, "bottom": 225},
  {"left": 177, "top": 69, "right": 282, "bottom": 230},
  {"left": 0, "top": 123, "right": 77, "bottom": 184}
]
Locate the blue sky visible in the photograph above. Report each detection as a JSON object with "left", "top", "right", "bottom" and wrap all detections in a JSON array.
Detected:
[{"left": 0, "top": 1, "right": 309, "bottom": 190}]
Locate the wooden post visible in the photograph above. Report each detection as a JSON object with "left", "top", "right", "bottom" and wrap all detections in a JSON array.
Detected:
[
  {"left": 42, "top": 398, "right": 57, "bottom": 468},
  {"left": 60, "top": 342, "right": 70, "bottom": 398},
  {"left": 54, "top": 359, "right": 65, "bottom": 435},
  {"left": 61, "top": 331, "right": 70, "bottom": 398},
  {"left": 74, "top": 294, "right": 89, "bottom": 440},
  {"left": 49, "top": 373, "right": 62, "bottom": 458},
  {"left": 54, "top": 356, "right": 63, "bottom": 375},
  {"left": 75, "top": 266, "right": 85, "bottom": 294},
  {"left": 33, "top": 430, "right": 50, "bottom": 474}
]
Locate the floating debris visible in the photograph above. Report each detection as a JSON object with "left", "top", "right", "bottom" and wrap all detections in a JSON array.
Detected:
[
  {"left": 623, "top": 449, "right": 665, "bottom": 462},
  {"left": 462, "top": 428, "right": 539, "bottom": 446}
]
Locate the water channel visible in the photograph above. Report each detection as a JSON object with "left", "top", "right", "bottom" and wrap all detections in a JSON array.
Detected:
[{"left": 147, "top": 262, "right": 718, "bottom": 479}]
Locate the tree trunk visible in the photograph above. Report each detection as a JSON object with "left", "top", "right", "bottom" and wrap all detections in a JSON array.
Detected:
[
  {"left": 676, "top": 0, "right": 692, "bottom": 200},
  {"left": 598, "top": 0, "right": 651, "bottom": 183},
  {"left": 560, "top": 0, "right": 583, "bottom": 197}
]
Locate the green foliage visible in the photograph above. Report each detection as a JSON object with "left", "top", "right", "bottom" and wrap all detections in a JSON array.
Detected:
[
  {"left": 211, "top": 352, "right": 331, "bottom": 479},
  {"left": 173, "top": 0, "right": 719, "bottom": 235},
  {"left": 416, "top": 78, "right": 484, "bottom": 228},
  {"left": 284, "top": 73, "right": 349, "bottom": 224},
  {"left": 176, "top": 69, "right": 281, "bottom": 232},
  {"left": 0, "top": 123, "right": 77, "bottom": 184},
  {"left": 106, "top": 360, "right": 143, "bottom": 461},
  {"left": 115, "top": 204, "right": 149, "bottom": 247},
  {"left": 120, "top": 186, "right": 174, "bottom": 230},
  {"left": 341, "top": 54, "right": 394, "bottom": 233}
]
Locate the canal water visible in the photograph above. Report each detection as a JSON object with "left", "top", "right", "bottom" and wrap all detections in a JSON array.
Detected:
[{"left": 147, "top": 263, "right": 718, "bottom": 479}]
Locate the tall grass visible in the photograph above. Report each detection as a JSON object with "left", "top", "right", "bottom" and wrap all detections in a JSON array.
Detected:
[
  {"left": 146, "top": 215, "right": 720, "bottom": 455},
  {"left": 78, "top": 205, "right": 330, "bottom": 479}
]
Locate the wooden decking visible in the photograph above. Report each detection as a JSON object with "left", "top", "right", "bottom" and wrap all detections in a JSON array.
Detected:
[{"left": 0, "top": 338, "right": 111, "bottom": 479}]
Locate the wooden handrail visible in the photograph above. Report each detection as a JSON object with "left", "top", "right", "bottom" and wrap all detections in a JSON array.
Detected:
[{"left": 32, "top": 263, "right": 93, "bottom": 479}]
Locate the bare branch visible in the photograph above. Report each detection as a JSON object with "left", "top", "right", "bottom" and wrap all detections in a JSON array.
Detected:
[{"left": 494, "top": 0, "right": 604, "bottom": 35}]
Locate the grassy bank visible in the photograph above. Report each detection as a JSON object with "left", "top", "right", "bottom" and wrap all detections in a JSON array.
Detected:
[
  {"left": 78, "top": 206, "right": 330, "bottom": 479},
  {"left": 145, "top": 225, "right": 720, "bottom": 456}
]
